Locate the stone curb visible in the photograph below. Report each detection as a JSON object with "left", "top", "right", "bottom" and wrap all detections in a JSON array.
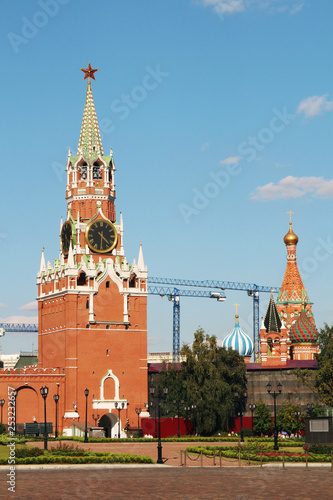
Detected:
[{"left": 0, "top": 464, "right": 173, "bottom": 470}]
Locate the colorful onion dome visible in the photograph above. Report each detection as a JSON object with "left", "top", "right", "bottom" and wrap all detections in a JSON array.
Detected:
[
  {"left": 284, "top": 222, "right": 299, "bottom": 246},
  {"left": 290, "top": 310, "right": 318, "bottom": 343},
  {"left": 222, "top": 315, "right": 253, "bottom": 357}
]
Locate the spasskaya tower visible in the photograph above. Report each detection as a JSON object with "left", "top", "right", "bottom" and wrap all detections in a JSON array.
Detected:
[{"left": 36, "top": 64, "right": 149, "bottom": 436}]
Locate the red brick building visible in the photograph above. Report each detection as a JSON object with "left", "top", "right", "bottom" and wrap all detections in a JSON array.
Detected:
[{"left": 0, "top": 65, "right": 149, "bottom": 436}]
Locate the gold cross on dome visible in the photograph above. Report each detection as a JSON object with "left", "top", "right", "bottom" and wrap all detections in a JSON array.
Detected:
[
  {"left": 233, "top": 303, "right": 240, "bottom": 315},
  {"left": 287, "top": 211, "right": 294, "bottom": 223}
]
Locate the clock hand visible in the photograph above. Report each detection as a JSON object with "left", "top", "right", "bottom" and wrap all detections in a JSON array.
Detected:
[{"left": 98, "top": 231, "right": 110, "bottom": 245}]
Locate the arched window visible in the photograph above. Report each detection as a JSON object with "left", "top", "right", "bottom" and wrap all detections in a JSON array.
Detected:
[
  {"left": 77, "top": 272, "right": 87, "bottom": 286},
  {"left": 78, "top": 161, "right": 88, "bottom": 180},
  {"left": 93, "top": 161, "right": 103, "bottom": 179}
]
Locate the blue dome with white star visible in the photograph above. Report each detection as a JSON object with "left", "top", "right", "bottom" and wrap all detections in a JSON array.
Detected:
[{"left": 222, "top": 315, "right": 253, "bottom": 357}]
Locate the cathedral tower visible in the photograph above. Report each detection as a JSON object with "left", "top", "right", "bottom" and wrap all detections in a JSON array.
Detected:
[
  {"left": 36, "top": 64, "right": 148, "bottom": 435},
  {"left": 259, "top": 215, "right": 319, "bottom": 366}
]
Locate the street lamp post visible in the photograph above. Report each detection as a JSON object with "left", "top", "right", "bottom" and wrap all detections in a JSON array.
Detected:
[
  {"left": 84, "top": 388, "right": 89, "bottom": 443},
  {"left": 307, "top": 402, "right": 315, "bottom": 417},
  {"left": 191, "top": 404, "right": 197, "bottom": 435},
  {"left": 92, "top": 414, "right": 100, "bottom": 426},
  {"left": 114, "top": 402, "right": 125, "bottom": 438},
  {"left": 249, "top": 403, "right": 256, "bottom": 436},
  {"left": 135, "top": 407, "right": 142, "bottom": 437},
  {"left": 173, "top": 399, "right": 184, "bottom": 438},
  {"left": 150, "top": 386, "right": 168, "bottom": 464},
  {"left": 184, "top": 406, "right": 190, "bottom": 435},
  {"left": 0, "top": 399, "right": 5, "bottom": 424},
  {"left": 234, "top": 391, "right": 247, "bottom": 442},
  {"left": 40, "top": 386, "right": 49, "bottom": 450},
  {"left": 150, "top": 401, "right": 158, "bottom": 438},
  {"left": 294, "top": 410, "right": 301, "bottom": 437},
  {"left": 53, "top": 394, "right": 59, "bottom": 438},
  {"left": 267, "top": 382, "right": 282, "bottom": 451}
]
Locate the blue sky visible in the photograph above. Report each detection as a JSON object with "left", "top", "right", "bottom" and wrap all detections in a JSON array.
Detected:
[{"left": 1, "top": 0, "right": 333, "bottom": 355}]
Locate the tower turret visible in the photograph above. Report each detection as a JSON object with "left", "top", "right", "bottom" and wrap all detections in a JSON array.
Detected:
[{"left": 276, "top": 213, "right": 314, "bottom": 330}]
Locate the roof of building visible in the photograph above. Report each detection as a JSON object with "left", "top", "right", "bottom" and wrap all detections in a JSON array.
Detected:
[
  {"left": 290, "top": 310, "right": 318, "bottom": 343},
  {"left": 264, "top": 294, "right": 282, "bottom": 333},
  {"left": 222, "top": 315, "right": 253, "bottom": 357},
  {"left": 77, "top": 80, "right": 104, "bottom": 157},
  {"left": 277, "top": 222, "right": 307, "bottom": 304},
  {"left": 148, "top": 363, "right": 182, "bottom": 373},
  {"left": 14, "top": 355, "right": 38, "bottom": 369},
  {"left": 246, "top": 359, "right": 318, "bottom": 370},
  {"left": 283, "top": 221, "right": 299, "bottom": 246}
]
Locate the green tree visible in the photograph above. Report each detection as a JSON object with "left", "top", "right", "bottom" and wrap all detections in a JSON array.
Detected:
[
  {"left": 316, "top": 323, "right": 333, "bottom": 407},
  {"left": 178, "top": 328, "right": 247, "bottom": 436},
  {"left": 276, "top": 402, "right": 305, "bottom": 436},
  {"left": 252, "top": 400, "right": 272, "bottom": 436}
]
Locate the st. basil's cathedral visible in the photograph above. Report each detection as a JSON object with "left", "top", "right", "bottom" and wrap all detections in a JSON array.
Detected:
[{"left": 222, "top": 218, "right": 319, "bottom": 367}]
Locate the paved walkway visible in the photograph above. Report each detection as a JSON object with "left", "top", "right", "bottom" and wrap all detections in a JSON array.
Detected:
[
  {"left": 1, "top": 441, "right": 332, "bottom": 498},
  {"left": 1, "top": 467, "right": 333, "bottom": 499}
]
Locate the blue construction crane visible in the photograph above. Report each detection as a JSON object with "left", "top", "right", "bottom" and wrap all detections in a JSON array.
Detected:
[
  {"left": 148, "top": 286, "right": 226, "bottom": 362},
  {"left": 148, "top": 277, "right": 279, "bottom": 362},
  {"left": 0, "top": 323, "right": 38, "bottom": 333}
]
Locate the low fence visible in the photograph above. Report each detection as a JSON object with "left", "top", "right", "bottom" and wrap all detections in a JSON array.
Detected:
[{"left": 180, "top": 446, "right": 333, "bottom": 470}]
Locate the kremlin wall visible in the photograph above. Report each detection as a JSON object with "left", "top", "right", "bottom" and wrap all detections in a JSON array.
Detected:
[{"left": 0, "top": 65, "right": 322, "bottom": 436}]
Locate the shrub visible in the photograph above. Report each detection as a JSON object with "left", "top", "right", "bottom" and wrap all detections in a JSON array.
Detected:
[
  {"left": 304, "top": 443, "right": 333, "bottom": 455},
  {"left": 48, "top": 442, "right": 87, "bottom": 456},
  {"left": 0, "top": 423, "right": 6, "bottom": 435},
  {"left": 16, "top": 447, "right": 44, "bottom": 458},
  {"left": 243, "top": 428, "right": 253, "bottom": 438}
]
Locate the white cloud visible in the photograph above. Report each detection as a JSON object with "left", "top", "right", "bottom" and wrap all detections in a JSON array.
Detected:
[
  {"left": 0, "top": 303, "right": 7, "bottom": 308},
  {"left": 297, "top": 95, "right": 333, "bottom": 118},
  {"left": 19, "top": 301, "right": 38, "bottom": 312},
  {"left": 0, "top": 315, "right": 38, "bottom": 324},
  {"left": 202, "top": 0, "right": 245, "bottom": 15},
  {"left": 201, "top": 142, "right": 212, "bottom": 151},
  {"left": 200, "top": 0, "right": 305, "bottom": 16},
  {"left": 290, "top": 3, "right": 304, "bottom": 15},
  {"left": 250, "top": 176, "right": 333, "bottom": 201},
  {"left": 219, "top": 156, "right": 241, "bottom": 165}
]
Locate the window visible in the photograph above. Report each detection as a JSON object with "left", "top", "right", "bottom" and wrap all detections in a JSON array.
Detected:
[
  {"left": 77, "top": 272, "right": 87, "bottom": 286},
  {"left": 93, "top": 166, "right": 101, "bottom": 179},
  {"left": 106, "top": 281, "right": 110, "bottom": 289}
]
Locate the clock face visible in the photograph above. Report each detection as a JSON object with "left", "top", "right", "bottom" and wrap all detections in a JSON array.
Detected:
[
  {"left": 61, "top": 221, "right": 73, "bottom": 256},
  {"left": 85, "top": 219, "right": 117, "bottom": 254}
]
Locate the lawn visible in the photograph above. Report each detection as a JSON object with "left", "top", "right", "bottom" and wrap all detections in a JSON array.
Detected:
[{"left": 0, "top": 444, "right": 27, "bottom": 460}]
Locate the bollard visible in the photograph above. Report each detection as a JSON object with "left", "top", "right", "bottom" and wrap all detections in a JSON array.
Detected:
[
  {"left": 180, "top": 450, "right": 182, "bottom": 467},
  {"left": 306, "top": 450, "right": 308, "bottom": 470},
  {"left": 331, "top": 451, "right": 333, "bottom": 472},
  {"left": 219, "top": 450, "right": 222, "bottom": 468},
  {"left": 248, "top": 450, "right": 250, "bottom": 466},
  {"left": 282, "top": 450, "right": 285, "bottom": 469},
  {"left": 260, "top": 449, "right": 263, "bottom": 468},
  {"left": 238, "top": 446, "right": 241, "bottom": 467},
  {"left": 201, "top": 450, "right": 203, "bottom": 467},
  {"left": 213, "top": 449, "right": 216, "bottom": 466},
  {"left": 184, "top": 450, "right": 187, "bottom": 467}
]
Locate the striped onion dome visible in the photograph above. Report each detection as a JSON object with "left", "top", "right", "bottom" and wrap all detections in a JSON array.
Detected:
[
  {"left": 290, "top": 310, "right": 318, "bottom": 343},
  {"left": 222, "top": 315, "right": 253, "bottom": 357}
]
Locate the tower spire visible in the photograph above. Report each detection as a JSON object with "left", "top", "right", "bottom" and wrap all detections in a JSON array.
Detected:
[{"left": 77, "top": 64, "right": 103, "bottom": 157}]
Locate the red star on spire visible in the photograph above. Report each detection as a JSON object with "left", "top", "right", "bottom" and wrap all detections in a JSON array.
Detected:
[{"left": 80, "top": 62, "right": 99, "bottom": 81}]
